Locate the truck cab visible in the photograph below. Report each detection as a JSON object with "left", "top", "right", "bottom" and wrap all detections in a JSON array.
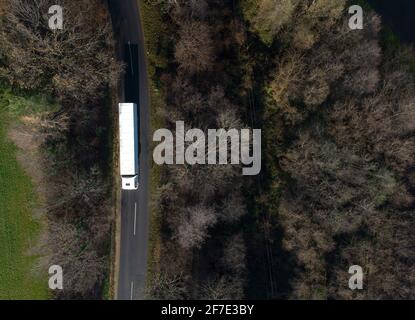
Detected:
[{"left": 121, "top": 176, "right": 139, "bottom": 190}]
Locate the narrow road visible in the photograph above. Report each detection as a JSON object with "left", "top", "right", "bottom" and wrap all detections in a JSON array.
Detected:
[{"left": 108, "top": 0, "right": 150, "bottom": 300}]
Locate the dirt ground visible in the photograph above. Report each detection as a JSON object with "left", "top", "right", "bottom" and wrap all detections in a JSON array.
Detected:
[{"left": 7, "top": 117, "right": 48, "bottom": 216}]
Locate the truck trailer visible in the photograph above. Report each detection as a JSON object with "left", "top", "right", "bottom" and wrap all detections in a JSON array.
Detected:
[{"left": 119, "top": 103, "right": 139, "bottom": 190}]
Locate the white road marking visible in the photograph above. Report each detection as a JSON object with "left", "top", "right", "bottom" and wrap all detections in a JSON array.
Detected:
[
  {"left": 134, "top": 202, "right": 137, "bottom": 236},
  {"left": 130, "top": 281, "right": 134, "bottom": 300}
]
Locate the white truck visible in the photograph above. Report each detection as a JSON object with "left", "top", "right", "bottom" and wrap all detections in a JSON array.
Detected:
[{"left": 119, "top": 103, "right": 139, "bottom": 190}]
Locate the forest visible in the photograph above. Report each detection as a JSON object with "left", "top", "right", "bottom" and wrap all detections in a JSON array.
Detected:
[
  {"left": 147, "top": 0, "right": 415, "bottom": 299},
  {"left": 0, "top": 0, "right": 121, "bottom": 299}
]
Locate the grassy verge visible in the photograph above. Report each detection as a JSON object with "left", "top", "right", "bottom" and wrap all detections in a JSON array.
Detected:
[
  {"left": 107, "top": 85, "right": 120, "bottom": 300},
  {"left": 0, "top": 87, "right": 51, "bottom": 299},
  {"left": 138, "top": 0, "right": 168, "bottom": 289}
]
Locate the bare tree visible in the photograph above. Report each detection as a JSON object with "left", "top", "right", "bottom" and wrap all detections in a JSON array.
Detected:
[
  {"left": 221, "top": 233, "right": 247, "bottom": 275},
  {"left": 174, "top": 21, "right": 215, "bottom": 74},
  {"left": 0, "top": 0, "right": 123, "bottom": 104},
  {"left": 146, "top": 272, "right": 188, "bottom": 300},
  {"left": 200, "top": 276, "right": 244, "bottom": 299},
  {"left": 176, "top": 205, "right": 217, "bottom": 249}
]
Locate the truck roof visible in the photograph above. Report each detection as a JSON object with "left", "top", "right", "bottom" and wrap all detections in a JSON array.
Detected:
[{"left": 119, "top": 103, "right": 139, "bottom": 176}]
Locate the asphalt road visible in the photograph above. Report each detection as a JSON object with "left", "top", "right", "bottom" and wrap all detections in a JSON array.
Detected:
[{"left": 108, "top": 0, "right": 150, "bottom": 300}]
